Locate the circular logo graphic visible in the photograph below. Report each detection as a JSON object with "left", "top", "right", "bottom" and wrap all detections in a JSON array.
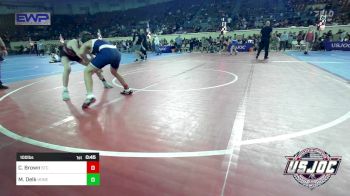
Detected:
[{"left": 284, "top": 148, "right": 341, "bottom": 190}]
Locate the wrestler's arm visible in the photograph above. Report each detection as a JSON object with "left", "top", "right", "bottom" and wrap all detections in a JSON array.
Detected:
[
  {"left": 69, "top": 39, "right": 80, "bottom": 55},
  {"left": 0, "top": 37, "right": 8, "bottom": 56},
  {"left": 77, "top": 40, "right": 92, "bottom": 64},
  {"left": 0, "top": 37, "right": 6, "bottom": 50}
]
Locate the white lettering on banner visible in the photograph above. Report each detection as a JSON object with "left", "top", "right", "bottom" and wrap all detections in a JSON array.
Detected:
[
  {"left": 314, "top": 10, "right": 334, "bottom": 22},
  {"left": 15, "top": 12, "right": 51, "bottom": 25},
  {"left": 331, "top": 43, "right": 350, "bottom": 48}
]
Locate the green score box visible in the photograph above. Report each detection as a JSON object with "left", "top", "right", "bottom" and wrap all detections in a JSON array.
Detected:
[{"left": 87, "top": 174, "right": 100, "bottom": 186}]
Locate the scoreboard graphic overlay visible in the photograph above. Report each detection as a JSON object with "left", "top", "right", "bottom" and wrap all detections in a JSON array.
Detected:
[{"left": 16, "top": 153, "right": 100, "bottom": 186}]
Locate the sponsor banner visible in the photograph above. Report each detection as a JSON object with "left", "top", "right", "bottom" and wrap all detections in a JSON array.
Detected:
[
  {"left": 15, "top": 12, "right": 51, "bottom": 26},
  {"left": 159, "top": 43, "right": 254, "bottom": 53},
  {"left": 325, "top": 41, "right": 350, "bottom": 51},
  {"left": 159, "top": 46, "right": 172, "bottom": 53},
  {"left": 236, "top": 43, "right": 254, "bottom": 52},
  {"left": 229, "top": 43, "right": 254, "bottom": 52}
]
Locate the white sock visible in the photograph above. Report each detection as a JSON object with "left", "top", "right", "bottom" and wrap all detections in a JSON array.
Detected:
[
  {"left": 86, "top": 93, "right": 95, "bottom": 99},
  {"left": 63, "top": 87, "right": 68, "bottom": 91}
]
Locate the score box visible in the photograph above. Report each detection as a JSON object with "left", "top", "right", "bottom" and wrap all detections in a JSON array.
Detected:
[
  {"left": 87, "top": 161, "right": 100, "bottom": 186},
  {"left": 16, "top": 153, "right": 100, "bottom": 186}
]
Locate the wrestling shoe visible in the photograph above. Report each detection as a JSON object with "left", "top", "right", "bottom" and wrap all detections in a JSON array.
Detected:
[
  {"left": 0, "top": 84, "right": 9, "bottom": 90},
  {"left": 120, "top": 88, "right": 133, "bottom": 95},
  {"left": 82, "top": 97, "right": 96, "bottom": 109},
  {"left": 103, "top": 81, "right": 113, "bottom": 89},
  {"left": 62, "top": 90, "right": 70, "bottom": 101}
]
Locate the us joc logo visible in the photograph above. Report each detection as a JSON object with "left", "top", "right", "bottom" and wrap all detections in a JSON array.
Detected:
[{"left": 284, "top": 148, "right": 341, "bottom": 190}]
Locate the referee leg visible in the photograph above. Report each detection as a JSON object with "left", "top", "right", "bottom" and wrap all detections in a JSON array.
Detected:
[
  {"left": 264, "top": 40, "right": 270, "bottom": 59},
  {"left": 256, "top": 41, "right": 264, "bottom": 58}
]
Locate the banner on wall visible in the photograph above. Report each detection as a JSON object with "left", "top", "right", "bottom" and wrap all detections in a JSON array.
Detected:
[
  {"left": 229, "top": 43, "right": 254, "bottom": 52},
  {"left": 15, "top": 12, "right": 51, "bottom": 25},
  {"left": 325, "top": 41, "right": 350, "bottom": 51},
  {"left": 159, "top": 43, "right": 254, "bottom": 53}
]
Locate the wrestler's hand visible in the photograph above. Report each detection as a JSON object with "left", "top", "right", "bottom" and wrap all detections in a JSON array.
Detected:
[
  {"left": 96, "top": 69, "right": 103, "bottom": 74},
  {"left": 80, "top": 59, "right": 90, "bottom": 66}
]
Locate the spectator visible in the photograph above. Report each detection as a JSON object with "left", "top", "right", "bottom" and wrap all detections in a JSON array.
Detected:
[
  {"left": 1, "top": 0, "right": 349, "bottom": 41},
  {"left": 297, "top": 31, "right": 304, "bottom": 45},
  {"left": 175, "top": 35, "right": 183, "bottom": 53},
  {"left": 154, "top": 34, "right": 161, "bottom": 55},
  {"left": 326, "top": 30, "right": 333, "bottom": 41},
  {"left": 340, "top": 30, "right": 347, "bottom": 42},
  {"left": 280, "top": 31, "right": 289, "bottom": 51},
  {"left": 0, "top": 36, "right": 8, "bottom": 89},
  {"left": 271, "top": 33, "right": 280, "bottom": 51},
  {"left": 38, "top": 41, "right": 45, "bottom": 56},
  {"left": 34, "top": 41, "right": 38, "bottom": 56}
]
